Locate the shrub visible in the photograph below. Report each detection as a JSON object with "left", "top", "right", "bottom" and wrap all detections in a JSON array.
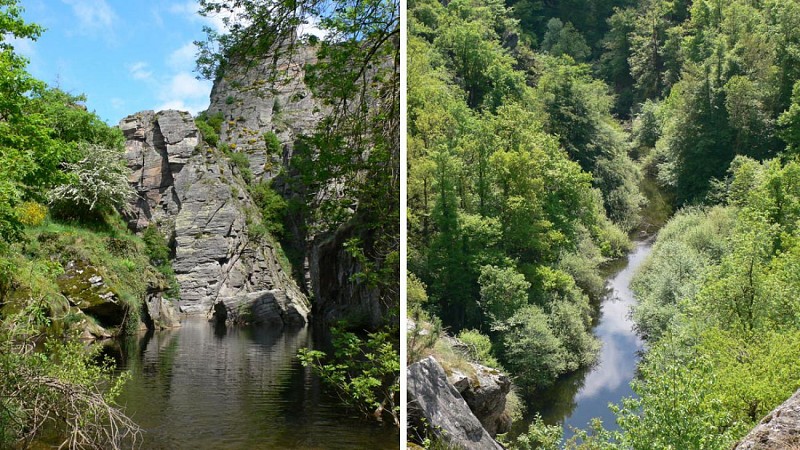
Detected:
[
  {"left": 47, "top": 144, "right": 135, "bottom": 218},
  {"left": 195, "top": 112, "right": 224, "bottom": 147},
  {"left": 142, "top": 224, "right": 180, "bottom": 298},
  {"left": 263, "top": 131, "right": 282, "bottom": 155},
  {"left": 248, "top": 181, "right": 287, "bottom": 236},
  {"left": 298, "top": 328, "right": 400, "bottom": 425},
  {"left": 16, "top": 202, "right": 47, "bottom": 227},
  {"left": 142, "top": 225, "right": 170, "bottom": 266},
  {"left": 0, "top": 302, "right": 140, "bottom": 448},
  {"left": 457, "top": 329, "right": 500, "bottom": 368},
  {"left": 228, "top": 151, "right": 252, "bottom": 183},
  {"left": 195, "top": 118, "right": 218, "bottom": 147}
]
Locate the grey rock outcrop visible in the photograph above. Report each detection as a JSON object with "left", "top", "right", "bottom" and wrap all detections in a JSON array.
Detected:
[
  {"left": 120, "top": 110, "right": 310, "bottom": 325},
  {"left": 448, "top": 363, "right": 512, "bottom": 437},
  {"left": 204, "top": 41, "right": 394, "bottom": 327},
  {"left": 734, "top": 388, "right": 800, "bottom": 449},
  {"left": 142, "top": 294, "right": 181, "bottom": 330},
  {"left": 206, "top": 40, "right": 327, "bottom": 183},
  {"left": 408, "top": 356, "right": 504, "bottom": 450}
]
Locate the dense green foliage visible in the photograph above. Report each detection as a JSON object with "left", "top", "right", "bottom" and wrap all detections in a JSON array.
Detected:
[
  {"left": 0, "top": 1, "right": 171, "bottom": 446},
  {"left": 408, "top": 0, "right": 638, "bottom": 394},
  {"left": 411, "top": 0, "right": 800, "bottom": 447}
]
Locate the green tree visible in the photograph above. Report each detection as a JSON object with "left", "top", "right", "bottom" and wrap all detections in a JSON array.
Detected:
[
  {"left": 501, "top": 305, "right": 566, "bottom": 389},
  {"left": 478, "top": 264, "right": 530, "bottom": 325},
  {"left": 541, "top": 18, "right": 591, "bottom": 61}
]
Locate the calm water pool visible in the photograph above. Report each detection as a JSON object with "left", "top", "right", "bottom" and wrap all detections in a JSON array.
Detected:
[{"left": 107, "top": 320, "right": 399, "bottom": 449}]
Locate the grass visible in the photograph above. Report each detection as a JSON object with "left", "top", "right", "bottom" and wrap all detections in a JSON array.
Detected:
[{"left": 1, "top": 214, "right": 160, "bottom": 335}]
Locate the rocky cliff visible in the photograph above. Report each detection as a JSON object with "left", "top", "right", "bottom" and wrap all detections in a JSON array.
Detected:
[
  {"left": 120, "top": 110, "right": 309, "bottom": 326},
  {"left": 203, "top": 39, "right": 394, "bottom": 327}
]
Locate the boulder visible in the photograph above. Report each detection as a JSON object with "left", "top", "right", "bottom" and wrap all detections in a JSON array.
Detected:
[
  {"left": 448, "top": 363, "right": 512, "bottom": 436},
  {"left": 734, "top": 388, "right": 800, "bottom": 449},
  {"left": 408, "top": 356, "right": 503, "bottom": 450},
  {"left": 57, "top": 260, "right": 125, "bottom": 327},
  {"left": 142, "top": 294, "right": 182, "bottom": 330}
]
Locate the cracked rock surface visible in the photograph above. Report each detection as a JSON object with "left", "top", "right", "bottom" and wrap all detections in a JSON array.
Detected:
[
  {"left": 734, "top": 388, "right": 800, "bottom": 449},
  {"left": 120, "top": 110, "right": 310, "bottom": 325}
]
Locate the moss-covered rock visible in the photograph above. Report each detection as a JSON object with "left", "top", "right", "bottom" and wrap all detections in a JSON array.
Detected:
[{"left": 57, "top": 260, "right": 125, "bottom": 327}]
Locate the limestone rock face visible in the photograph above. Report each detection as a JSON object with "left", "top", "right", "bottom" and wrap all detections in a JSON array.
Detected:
[
  {"left": 448, "top": 363, "right": 512, "bottom": 437},
  {"left": 120, "top": 110, "right": 310, "bottom": 325},
  {"left": 734, "top": 388, "right": 800, "bottom": 449},
  {"left": 206, "top": 42, "right": 327, "bottom": 183},
  {"left": 407, "top": 356, "right": 503, "bottom": 450}
]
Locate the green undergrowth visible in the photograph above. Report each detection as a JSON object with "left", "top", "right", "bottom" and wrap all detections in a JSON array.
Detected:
[{"left": 0, "top": 214, "right": 162, "bottom": 335}]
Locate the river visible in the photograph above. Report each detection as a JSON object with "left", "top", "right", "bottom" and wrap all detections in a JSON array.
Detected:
[
  {"left": 104, "top": 320, "right": 400, "bottom": 449},
  {"left": 525, "top": 237, "right": 654, "bottom": 441}
]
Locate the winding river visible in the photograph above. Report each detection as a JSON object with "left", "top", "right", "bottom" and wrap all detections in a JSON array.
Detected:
[
  {"left": 105, "top": 320, "right": 399, "bottom": 449},
  {"left": 526, "top": 237, "right": 654, "bottom": 441}
]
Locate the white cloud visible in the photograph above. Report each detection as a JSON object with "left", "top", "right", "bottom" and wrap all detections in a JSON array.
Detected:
[
  {"left": 155, "top": 99, "right": 206, "bottom": 115},
  {"left": 61, "top": 0, "right": 116, "bottom": 34},
  {"left": 155, "top": 71, "right": 212, "bottom": 115},
  {"left": 168, "top": 42, "right": 198, "bottom": 71},
  {"left": 165, "top": 72, "right": 211, "bottom": 100},
  {"left": 128, "top": 62, "right": 153, "bottom": 81},
  {"left": 168, "top": 1, "right": 243, "bottom": 34},
  {"left": 298, "top": 16, "right": 328, "bottom": 39}
]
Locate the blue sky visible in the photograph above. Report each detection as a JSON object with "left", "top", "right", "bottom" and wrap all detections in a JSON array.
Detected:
[{"left": 14, "top": 0, "right": 223, "bottom": 125}]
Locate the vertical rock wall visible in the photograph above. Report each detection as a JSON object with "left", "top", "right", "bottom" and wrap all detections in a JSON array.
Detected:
[
  {"left": 120, "top": 110, "right": 310, "bottom": 325},
  {"left": 205, "top": 40, "right": 393, "bottom": 327}
]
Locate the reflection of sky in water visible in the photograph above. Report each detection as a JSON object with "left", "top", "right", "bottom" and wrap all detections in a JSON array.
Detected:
[
  {"left": 527, "top": 240, "right": 653, "bottom": 441},
  {"left": 564, "top": 241, "right": 651, "bottom": 436}
]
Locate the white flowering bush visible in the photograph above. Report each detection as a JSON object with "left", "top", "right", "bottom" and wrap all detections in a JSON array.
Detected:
[{"left": 48, "top": 144, "right": 134, "bottom": 215}]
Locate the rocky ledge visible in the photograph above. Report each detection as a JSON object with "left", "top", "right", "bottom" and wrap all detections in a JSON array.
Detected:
[
  {"left": 734, "top": 388, "right": 800, "bottom": 449},
  {"left": 408, "top": 356, "right": 506, "bottom": 449},
  {"left": 448, "top": 360, "right": 512, "bottom": 437}
]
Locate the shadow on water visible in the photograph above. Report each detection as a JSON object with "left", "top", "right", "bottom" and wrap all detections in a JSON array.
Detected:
[
  {"left": 104, "top": 320, "right": 399, "bottom": 450},
  {"left": 518, "top": 237, "right": 655, "bottom": 442}
]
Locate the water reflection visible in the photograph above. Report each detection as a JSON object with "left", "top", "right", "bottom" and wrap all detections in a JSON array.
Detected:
[
  {"left": 527, "top": 239, "right": 653, "bottom": 441},
  {"left": 109, "top": 320, "right": 399, "bottom": 450}
]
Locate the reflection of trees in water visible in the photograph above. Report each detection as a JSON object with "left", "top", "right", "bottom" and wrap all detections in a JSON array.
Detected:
[
  {"left": 104, "top": 320, "right": 400, "bottom": 449},
  {"left": 519, "top": 365, "right": 587, "bottom": 432}
]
